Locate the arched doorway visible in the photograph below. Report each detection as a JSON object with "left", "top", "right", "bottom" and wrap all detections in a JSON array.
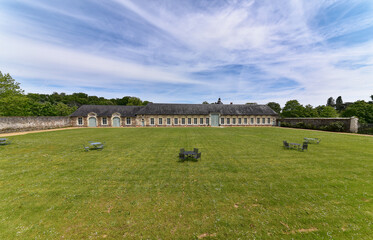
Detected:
[
  {"left": 88, "top": 117, "right": 97, "bottom": 127},
  {"left": 112, "top": 117, "right": 120, "bottom": 127}
]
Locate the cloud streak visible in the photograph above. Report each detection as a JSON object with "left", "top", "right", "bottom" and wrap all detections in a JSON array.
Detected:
[{"left": 0, "top": 0, "right": 372, "bottom": 105}]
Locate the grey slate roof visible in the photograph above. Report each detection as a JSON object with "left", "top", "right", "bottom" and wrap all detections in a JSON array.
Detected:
[
  {"left": 136, "top": 103, "right": 277, "bottom": 116},
  {"left": 70, "top": 105, "right": 144, "bottom": 117},
  {"left": 70, "top": 103, "right": 278, "bottom": 117}
]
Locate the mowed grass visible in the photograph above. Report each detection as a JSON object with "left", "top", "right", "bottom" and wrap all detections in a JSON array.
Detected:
[{"left": 0, "top": 127, "right": 372, "bottom": 239}]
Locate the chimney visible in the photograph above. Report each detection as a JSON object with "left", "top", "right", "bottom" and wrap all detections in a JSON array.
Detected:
[{"left": 230, "top": 102, "right": 233, "bottom": 104}]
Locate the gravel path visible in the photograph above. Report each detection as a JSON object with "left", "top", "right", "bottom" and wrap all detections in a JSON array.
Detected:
[{"left": 0, "top": 127, "right": 79, "bottom": 137}]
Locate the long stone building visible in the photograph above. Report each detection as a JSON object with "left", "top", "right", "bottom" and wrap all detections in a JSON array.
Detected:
[{"left": 70, "top": 102, "right": 278, "bottom": 127}]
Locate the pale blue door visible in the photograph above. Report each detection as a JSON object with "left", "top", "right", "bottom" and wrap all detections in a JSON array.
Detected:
[
  {"left": 210, "top": 114, "right": 219, "bottom": 127},
  {"left": 113, "top": 117, "right": 120, "bottom": 127},
  {"left": 88, "top": 117, "right": 97, "bottom": 127}
]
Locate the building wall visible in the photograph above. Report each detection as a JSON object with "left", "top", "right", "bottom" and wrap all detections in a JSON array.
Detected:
[
  {"left": 0, "top": 116, "right": 71, "bottom": 133},
  {"left": 71, "top": 114, "right": 276, "bottom": 127}
]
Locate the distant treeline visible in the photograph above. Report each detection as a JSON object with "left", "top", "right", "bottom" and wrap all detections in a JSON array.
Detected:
[
  {"left": 0, "top": 71, "right": 149, "bottom": 116},
  {"left": 264, "top": 96, "right": 373, "bottom": 123}
]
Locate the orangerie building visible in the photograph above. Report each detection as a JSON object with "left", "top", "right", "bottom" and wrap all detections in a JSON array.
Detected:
[{"left": 70, "top": 101, "right": 278, "bottom": 128}]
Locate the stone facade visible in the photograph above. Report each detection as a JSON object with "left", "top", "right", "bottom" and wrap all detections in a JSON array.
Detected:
[
  {"left": 71, "top": 114, "right": 276, "bottom": 127},
  {"left": 69, "top": 103, "right": 279, "bottom": 128},
  {"left": 0, "top": 116, "right": 71, "bottom": 133}
]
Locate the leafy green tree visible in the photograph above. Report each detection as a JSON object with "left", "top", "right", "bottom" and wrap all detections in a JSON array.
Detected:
[
  {"left": 315, "top": 105, "right": 338, "bottom": 117},
  {"left": 342, "top": 100, "right": 373, "bottom": 123},
  {"left": 282, "top": 100, "right": 304, "bottom": 117},
  {"left": 266, "top": 102, "right": 281, "bottom": 114},
  {"left": 303, "top": 104, "right": 319, "bottom": 117},
  {"left": 0, "top": 71, "right": 24, "bottom": 97},
  {"left": 336, "top": 96, "right": 344, "bottom": 112},
  {"left": 0, "top": 95, "right": 32, "bottom": 116},
  {"left": 327, "top": 97, "right": 335, "bottom": 108},
  {"left": 202, "top": 101, "right": 209, "bottom": 104}
]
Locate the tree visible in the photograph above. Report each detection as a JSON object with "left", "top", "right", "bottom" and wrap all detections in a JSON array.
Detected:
[
  {"left": 282, "top": 100, "right": 305, "bottom": 117},
  {"left": 315, "top": 105, "right": 338, "bottom": 117},
  {"left": 326, "top": 97, "right": 335, "bottom": 108},
  {"left": 303, "top": 104, "right": 318, "bottom": 117},
  {"left": 266, "top": 102, "right": 281, "bottom": 114},
  {"left": 202, "top": 101, "right": 209, "bottom": 104},
  {"left": 336, "top": 96, "right": 344, "bottom": 112},
  {"left": 0, "top": 71, "right": 24, "bottom": 97},
  {"left": 342, "top": 100, "right": 373, "bottom": 123}
]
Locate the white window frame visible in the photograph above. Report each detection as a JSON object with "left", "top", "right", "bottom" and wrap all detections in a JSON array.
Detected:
[
  {"left": 257, "top": 118, "right": 260, "bottom": 124},
  {"left": 244, "top": 118, "right": 247, "bottom": 124},
  {"left": 233, "top": 118, "right": 236, "bottom": 125},
  {"left": 200, "top": 118, "right": 203, "bottom": 125},
  {"left": 182, "top": 118, "right": 186, "bottom": 125},
  {"left": 206, "top": 118, "right": 209, "bottom": 125},
  {"left": 126, "top": 117, "right": 131, "bottom": 125},
  {"left": 158, "top": 118, "right": 163, "bottom": 125},
  {"left": 102, "top": 117, "right": 108, "bottom": 125},
  {"left": 251, "top": 118, "right": 254, "bottom": 124},
  {"left": 78, "top": 117, "right": 83, "bottom": 125},
  {"left": 194, "top": 118, "right": 197, "bottom": 125},
  {"left": 227, "top": 118, "right": 230, "bottom": 125},
  {"left": 174, "top": 118, "right": 179, "bottom": 125},
  {"left": 221, "top": 118, "right": 225, "bottom": 125},
  {"left": 188, "top": 118, "right": 192, "bottom": 125},
  {"left": 167, "top": 118, "right": 171, "bottom": 125},
  {"left": 150, "top": 118, "right": 155, "bottom": 125},
  {"left": 238, "top": 118, "right": 242, "bottom": 125}
]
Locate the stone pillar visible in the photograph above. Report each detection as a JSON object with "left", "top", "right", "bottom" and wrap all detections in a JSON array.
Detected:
[{"left": 349, "top": 117, "right": 359, "bottom": 133}]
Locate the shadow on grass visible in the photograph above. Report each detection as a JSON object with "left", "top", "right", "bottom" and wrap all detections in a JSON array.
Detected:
[{"left": 177, "top": 157, "right": 199, "bottom": 163}]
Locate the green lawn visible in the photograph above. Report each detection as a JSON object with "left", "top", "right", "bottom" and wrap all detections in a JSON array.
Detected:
[{"left": 0, "top": 127, "right": 372, "bottom": 239}]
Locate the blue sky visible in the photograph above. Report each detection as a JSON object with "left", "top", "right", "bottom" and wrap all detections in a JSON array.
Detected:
[{"left": 1, "top": 0, "right": 373, "bottom": 106}]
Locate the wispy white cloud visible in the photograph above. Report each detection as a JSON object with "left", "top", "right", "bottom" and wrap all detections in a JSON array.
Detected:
[{"left": 0, "top": 0, "right": 372, "bottom": 105}]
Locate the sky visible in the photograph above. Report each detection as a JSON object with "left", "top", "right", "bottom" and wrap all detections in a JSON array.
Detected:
[{"left": 0, "top": 0, "right": 373, "bottom": 106}]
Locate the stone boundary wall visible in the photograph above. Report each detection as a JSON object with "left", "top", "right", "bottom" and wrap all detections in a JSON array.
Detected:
[
  {"left": 277, "top": 117, "right": 359, "bottom": 133},
  {"left": 0, "top": 116, "right": 71, "bottom": 133}
]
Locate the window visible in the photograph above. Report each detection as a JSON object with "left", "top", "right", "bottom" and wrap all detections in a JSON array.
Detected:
[
  {"left": 233, "top": 118, "right": 236, "bottom": 124},
  {"left": 262, "top": 118, "right": 265, "bottom": 124},
  {"left": 221, "top": 118, "right": 225, "bottom": 125},
  {"left": 194, "top": 118, "right": 197, "bottom": 124},
  {"left": 257, "top": 118, "right": 260, "bottom": 124},
  {"left": 251, "top": 118, "right": 254, "bottom": 124},
  {"left": 206, "top": 118, "right": 209, "bottom": 125},
  {"left": 102, "top": 117, "right": 107, "bottom": 125},
  {"left": 188, "top": 118, "right": 192, "bottom": 125},
  {"left": 238, "top": 118, "right": 242, "bottom": 124},
  {"left": 150, "top": 118, "right": 155, "bottom": 125},
  {"left": 174, "top": 118, "right": 178, "bottom": 125},
  {"left": 78, "top": 117, "right": 83, "bottom": 125},
  {"left": 182, "top": 118, "right": 186, "bottom": 125},
  {"left": 227, "top": 118, "right": 230, "bottom": 124},
  {"left": 200, "top": 118, "right": 203, "bottom": 125},
  {"left": 126, "top": 117, "right": 131, "bottom": 125},
  {"left": 158, "top": 118, "right": 163, "bottom": 125},
  {"left": 268, "top": 118, "right": 271, "bottom": 125},
  {"left": 244, "top": 118, "right": 247, "bottom": 124},
  {"left": 167, "top": 118, "right": 171, "bottom": 125}
]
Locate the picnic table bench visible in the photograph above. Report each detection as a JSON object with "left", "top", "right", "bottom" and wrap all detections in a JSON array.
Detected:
[
  {"left": 179, "top": 148, "right": 201, "bottom": 161},
  {"left": 0, "top": 138, "right": 11, "bottom": 145},
  {"left": 83, "top": 141, "right": 105, "bottom": 151},
  {"left": 304, "top": 138, "right": 320, "bottom": 144}
]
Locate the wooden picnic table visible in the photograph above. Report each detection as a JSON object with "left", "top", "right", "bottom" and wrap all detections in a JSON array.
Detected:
[
  {"left": 289, "top": 143, "right": 301, "bottom": 150},
  {"left": 304, "top": 138, "right": 320, "bottom": 144},
  {"left": 0, "top": 138, "right": 10, "bottom": 145}
]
